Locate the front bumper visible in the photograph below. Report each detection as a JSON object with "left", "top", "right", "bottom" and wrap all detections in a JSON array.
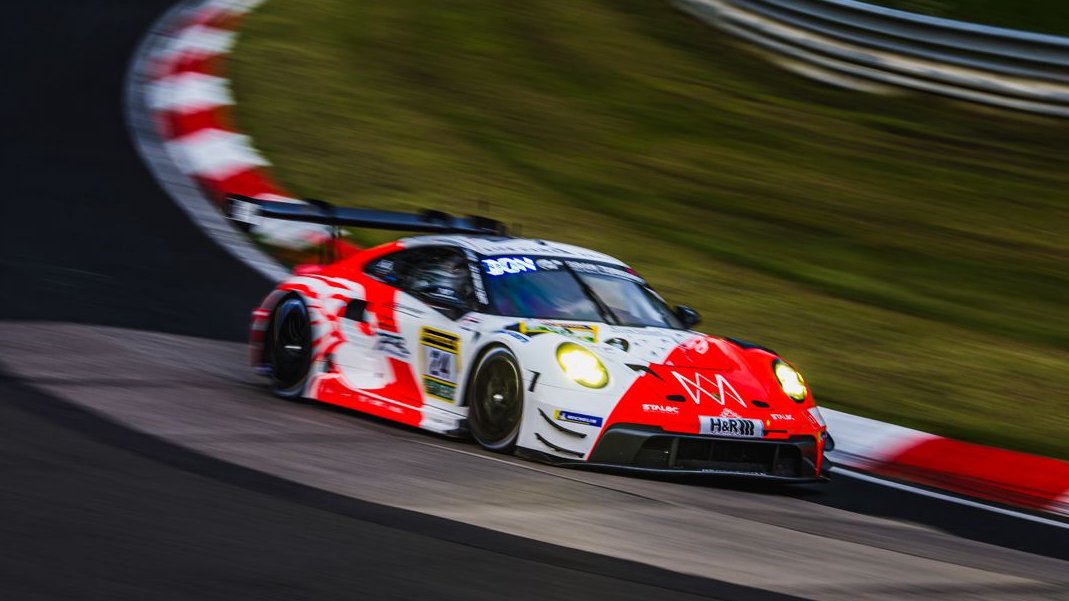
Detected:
[{"left": 578, "top": 424, "right": 827, "bottom": 481}]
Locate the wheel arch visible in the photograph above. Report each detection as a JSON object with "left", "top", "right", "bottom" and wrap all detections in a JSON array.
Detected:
[
  {"left": 464, "top": 342, "right": 526, "bottom": 452},
  {"left": 460, "top": 341, "right": 513, "bottom": 408},
  {"left": 252, "top": 288, "right": 309, "bottom": 366},
  {"left": 261, "top": 291, "right": 318, "bottom": 399}
]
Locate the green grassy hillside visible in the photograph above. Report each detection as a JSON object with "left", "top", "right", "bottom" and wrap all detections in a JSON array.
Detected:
[{"left": 229, "top": 0, "right": 1069, "bottom": 458}]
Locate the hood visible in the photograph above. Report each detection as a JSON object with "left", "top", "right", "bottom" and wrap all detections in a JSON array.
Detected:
[
  {"left": 644, "top": 337, "right": 779, "bottom": 413},
  {"left": 598, "top": 330, "right": 818, "bottom": 436},
  {"left": 596, "top": 326, "right": 731, "bottom": 366}
]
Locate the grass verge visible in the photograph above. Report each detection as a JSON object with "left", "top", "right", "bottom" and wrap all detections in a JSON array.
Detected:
[{"left": 229, "top": 0, "right": 1069, "bottom": 458}]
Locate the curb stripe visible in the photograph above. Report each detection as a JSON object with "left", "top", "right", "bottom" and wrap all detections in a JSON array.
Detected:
[
  {"left": 168, "top": 25, "right": 237, "bottom": 57},
  {"left": 150, "top": 72, "right": 233, "bottom": 113},
  {"left": 167, "top": 128, "right": 269, "bottom": 180},
  {"left": 879, "top": 437, "right": 1069, "bottom": 510}
]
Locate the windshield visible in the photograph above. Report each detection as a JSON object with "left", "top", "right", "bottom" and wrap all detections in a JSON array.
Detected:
[{"left": 480, "top": 256, "right": 683, "bottom": 328}]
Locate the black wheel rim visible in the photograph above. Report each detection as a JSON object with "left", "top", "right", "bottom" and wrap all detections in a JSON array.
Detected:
[
  {"left": 471, "top": 352, "right": 521, "bottom": 447},
  {"left": 271, "top": 299, "right": 311, "bottom": 389}
]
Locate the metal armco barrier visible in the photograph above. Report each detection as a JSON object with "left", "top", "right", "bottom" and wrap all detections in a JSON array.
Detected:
[{"left": 673, "top": 0, "right": 1069, "bottom": 117}]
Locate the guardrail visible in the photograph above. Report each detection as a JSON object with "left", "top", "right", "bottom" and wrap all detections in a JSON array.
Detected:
[{"left": 672, "top": 0, "right": 1069, "bottom": 117}]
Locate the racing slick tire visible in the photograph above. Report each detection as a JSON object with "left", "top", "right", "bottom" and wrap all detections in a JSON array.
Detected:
[
  {"left": 264, "top": 295, "right": 313, "bottom": 399},
  {"left": 467, "top": 346, "right": 524, "bottom": 453}
]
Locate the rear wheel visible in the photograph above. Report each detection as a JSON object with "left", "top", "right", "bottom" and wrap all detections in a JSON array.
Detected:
[
  {"left": 467, "top": 347, "right": 523, "bottom": 452},
  {"left": 264, "top": 296, "right": 313, "bottom": 399}
]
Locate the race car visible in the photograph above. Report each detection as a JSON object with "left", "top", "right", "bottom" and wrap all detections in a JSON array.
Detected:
[{"left": 231, "top": 196, "right": 832, "bottom": 481}]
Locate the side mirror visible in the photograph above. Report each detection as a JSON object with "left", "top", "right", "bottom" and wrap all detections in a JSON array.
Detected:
[{"left": 675, "top": 305, "right": 702, "bottom": 329}]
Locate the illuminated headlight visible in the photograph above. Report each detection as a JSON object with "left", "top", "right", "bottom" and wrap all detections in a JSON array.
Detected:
[
  {"left": 556, "top": 343, "right": 608, "bottom": 388},
  {"left": 773, "top": 359, "right": 808, "bottom": 402}
]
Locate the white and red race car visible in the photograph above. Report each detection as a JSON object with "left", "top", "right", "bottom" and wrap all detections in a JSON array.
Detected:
[{"left": 235, "top": 198, "right": 831, "bottom": 480}]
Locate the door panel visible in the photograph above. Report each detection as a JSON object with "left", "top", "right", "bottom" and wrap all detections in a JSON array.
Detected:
[{"left": 392, "top": 291, "right": 476, "bottom": 416}]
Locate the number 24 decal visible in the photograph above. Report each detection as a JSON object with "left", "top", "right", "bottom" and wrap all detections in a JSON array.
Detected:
[{"left": 427, "top": 347, "right": 454, "bottom": 381}]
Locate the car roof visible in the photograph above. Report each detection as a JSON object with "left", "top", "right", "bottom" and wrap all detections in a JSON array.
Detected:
[{"left": 402, "top": 234, "right": 628, "bottom": 266}]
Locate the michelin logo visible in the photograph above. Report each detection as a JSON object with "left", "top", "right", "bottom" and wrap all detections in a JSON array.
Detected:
[{"left": 554, "top": 410, "right": 603, "bottom": 427}]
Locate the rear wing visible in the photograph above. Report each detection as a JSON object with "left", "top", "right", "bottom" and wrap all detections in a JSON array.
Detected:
[{"left": 226, "top": 194, "right": 508, "bottom": 236}]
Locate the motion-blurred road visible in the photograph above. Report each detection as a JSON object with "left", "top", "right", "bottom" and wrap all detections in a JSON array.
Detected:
[{"left": 0, "top": 1, "right": 1065, "bottom": 600}]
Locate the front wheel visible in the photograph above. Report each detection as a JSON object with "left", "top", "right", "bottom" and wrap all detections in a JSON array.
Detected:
[
  {"left": 264, "top": 296, "right": 313, "bottom": 399},
  {"left": 467, "top": 347, "right": 523, "bottom": 452}
]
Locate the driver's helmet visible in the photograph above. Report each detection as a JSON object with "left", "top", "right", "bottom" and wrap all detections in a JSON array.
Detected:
[{"left": 408, "top": 253, "right": 471, "bottom": 306}]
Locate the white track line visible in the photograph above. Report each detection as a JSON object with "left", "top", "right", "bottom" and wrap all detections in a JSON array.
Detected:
[{"left": 831, "top": 466, "right": 1069, "bottom": 530}]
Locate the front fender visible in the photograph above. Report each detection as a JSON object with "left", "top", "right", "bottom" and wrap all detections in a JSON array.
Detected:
[{"left": 472, "top": 332, "right": 638, "bottom": 460}]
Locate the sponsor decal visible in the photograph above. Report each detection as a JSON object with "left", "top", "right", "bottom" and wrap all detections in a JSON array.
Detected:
[
  {"left": 770, "top": 413, "right": 795, "bottom": 421},
  {"left": 374, "top": 331, "right": 410, "bottom": 359},
  {"left": 671, "top": 371, "right": 748, "bottom": 408},
  {"left": 421, "top": 327, "right": 460, "bottom": 353},
  {"left": 520, "top": 321, "right": 598, "bottom": 343},
  {"left": 420, "top": 327, "right": 461, "bottom": 402},
  {"left": 424, "top": 377, "right": 455, "bottom": 402},
  {"left": 700, "top": 416, "right": 763, "bottom": 438},
  {"left": 368, "top": 258, "right": 400, "bottom": 285},
  {"left": 497, "top": 330, "right": 531, "bottom": 343},
  {"left": 642, "top": 403, "right": 680, "bottom": 415},
  {"left": 475, "top": 243, "right": 608, "bottom": 260},
  {"left": 464, "top": 249, "right": 489, "bottom": 305},
  {"left": 536, "top": 258, "right": 562, "bottom": 270},
  {"left": 564, "top": 260, "right": 642, "bottom": 282},
  {"left": 374, "top": 259, "right": 394, "bottom": 275},
  {"left": 554, "top": 410, "right": 604, "bottom": 427},
  {"left": 483, "top": 257, "right": 537, "bottom": 276}
]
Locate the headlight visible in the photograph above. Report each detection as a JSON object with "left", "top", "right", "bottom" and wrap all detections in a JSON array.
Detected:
[
  {"left": 556, "top": 343, "right": 608, "bottom": 388},
  {"left": 773, "top": 359, "right": 808, "bottom": 402}
]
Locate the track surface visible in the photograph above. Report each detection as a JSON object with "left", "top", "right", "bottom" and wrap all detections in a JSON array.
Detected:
[{"left": 0, "top": 1, "right": 1066, "bottom": 600}]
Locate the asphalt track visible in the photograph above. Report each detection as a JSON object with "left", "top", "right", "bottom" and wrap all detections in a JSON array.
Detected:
[{"left": 0, "top": 1, "right": 1066, "bottom": 600}]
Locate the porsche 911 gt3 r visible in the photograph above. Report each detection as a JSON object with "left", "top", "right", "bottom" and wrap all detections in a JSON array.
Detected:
[{"left": 233, "top": 197, "right": 832, "bottom": 481}]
